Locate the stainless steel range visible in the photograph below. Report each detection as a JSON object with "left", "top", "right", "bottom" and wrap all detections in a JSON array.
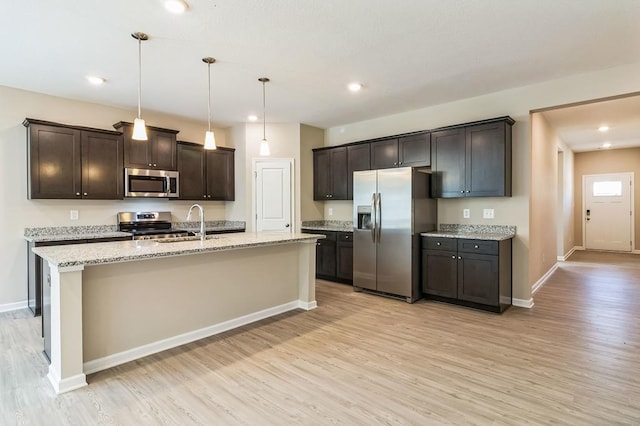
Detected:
[{"left": 117, "top": 211, "right": 192, "bottom": 240}]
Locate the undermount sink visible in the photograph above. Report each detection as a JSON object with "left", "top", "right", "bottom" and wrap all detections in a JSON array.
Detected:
[{"left": 157, "top": 235, "right": 219, "bottom": 243}]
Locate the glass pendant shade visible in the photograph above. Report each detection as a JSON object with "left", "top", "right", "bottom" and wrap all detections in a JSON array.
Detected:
[
  {"left": 204, "top": 130, "right": 217, "bottom": 150},
  {"left": 132, "top": 118, "right": 148, "bottom": 140},
  {"left": 260, "top": 138, "right": 270, "bottom": 156},
  {"left": 132, "top": 32, "right": 148, "bottom": 142}
]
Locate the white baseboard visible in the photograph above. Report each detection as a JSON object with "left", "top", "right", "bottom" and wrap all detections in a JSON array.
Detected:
[
  {"left": 83, "top": 299, "right": 312, "bottom": 375},
  {"left": 513, "top": 298, "right": 534, "bottom": 309},
  {"left": 298, "top": 300, "right": 317, "bottom": 310},
  {"left": 532, "top": 263, "right": 558, "bottom": 295},
  {"left": 0, "top": 300, "right": 28, "bottom": 313},
  {"left": 557, "top": 247, "right": 576, "bottom": 261},
  {"left": 47, "top": 366, "right": 87, "bottom": 394},
  {"left": 574, "top": 246, "right": 585, "bottom": 251}
]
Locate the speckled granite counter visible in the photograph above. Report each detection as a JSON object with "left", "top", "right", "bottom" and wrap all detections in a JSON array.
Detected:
[
  {"left": 301, "top": 220, "right": 353, "bottom": 232},
  {"left": 33, "top": 231, "right": 324, "bottom": 268},
  {"left": 25, "top": 221, "right": 246, "bottom": 242},
  {"left": 24, "top": 225, "right": 132, "bottom": 242},
  {"left": 421, "top": 224, "right": 516, "bottom": 241},
  {"left": 173, "top": 220, "right": 246, "bottom": 234}
]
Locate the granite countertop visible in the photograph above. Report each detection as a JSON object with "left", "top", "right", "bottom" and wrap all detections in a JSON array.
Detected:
[
  {"left": 301, "top": 220, "right": 353, "bottom": 232},
  {"left": 33, "top": 232, "right": 325, "bottom": 268},
  {"left": 421, "top": 224, "right": 516, "bottom": 241},
  {"left": 24, "top": 226, "right": 133, "bottom": 243},
  {"left": 173, "top": 220, "right": 246, "bottom": 233},
  {"left": 24, "top": 221, "right": 246, "bottom": 242}
]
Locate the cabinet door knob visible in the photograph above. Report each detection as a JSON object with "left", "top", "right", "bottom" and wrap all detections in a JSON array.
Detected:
[
  {"left": 460, "top": 190, "right": 465, "bottom": 193},
  {"left": 76, "top": 192, "right": 80, "bottom": 196},
  {"left": 399, "top": 161, "right": 403, "bottom": 165},
  {"left": 148, "top": 163, "right": 152, "bottom": 166},
  {"left": 451, "top": 255, "right": 456, "bottom": 259},
  {"left": 466, "top": 190, "right": 471, "bottom": 193},
  {"left": 458, "top": 256, "right": 462, "bottom": 260},
  {"left": 83, "top": 192, "right": 88, "bottom": 196},
  {"left": 394, "top": 162, "right": 397, "bottom": 166},
  {"left": 436, "top": 242, "right": 441, "bottom": 246},
  {"left": 345, "top": 236, "right": 349, "bottom": 239},
  {"left": 474, "top": 245, "right": 479, "bottom": 249},
  {"left": 204, "top": 195, "right": 207, "bottom": 198}
]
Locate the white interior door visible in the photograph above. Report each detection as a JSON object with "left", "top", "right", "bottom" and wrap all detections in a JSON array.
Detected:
[
  {"left": 255, "top": 159, "right": 292, "bottom": 232},
  {"left": 584, "top": 173, "right": 633, "bottom": 251}
]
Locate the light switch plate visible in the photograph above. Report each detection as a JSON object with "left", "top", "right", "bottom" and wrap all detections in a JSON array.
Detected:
[
  {"left": 70, "top": 210, "right": 79, "bottom": 220},
  {"left": 483, "top": 209, "right": 494, "bottom": 219},
  {"left": 328, "top": 208, "right": 333, "bottom": 217},
  {"left": 463, "top": 209, "right": 470, "bottom": 218}
]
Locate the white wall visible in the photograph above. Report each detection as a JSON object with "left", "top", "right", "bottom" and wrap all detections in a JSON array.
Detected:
[
  {"left": 324, "top": 61, "right": 640, "bottom": 303},
  {"left": 232, "top": 123, "right": 302, "bottom": 232}
]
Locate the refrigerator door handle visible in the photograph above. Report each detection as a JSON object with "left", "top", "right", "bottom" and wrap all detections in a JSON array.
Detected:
[
  {"left": 375, "top": 192, "right": 382, "bottom": 242},
  {"left": 370, "top": 192, "right": 376, "bottom": 243}
]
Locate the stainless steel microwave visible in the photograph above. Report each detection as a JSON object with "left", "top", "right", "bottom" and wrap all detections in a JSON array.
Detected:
[{"left": 124, "top": 168, "right": 179, "bottom": 198}]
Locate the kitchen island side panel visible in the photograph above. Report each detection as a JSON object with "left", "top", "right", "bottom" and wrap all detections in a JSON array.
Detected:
[{"left": 81, "top": 243, "right": 307, "bottom": 363}]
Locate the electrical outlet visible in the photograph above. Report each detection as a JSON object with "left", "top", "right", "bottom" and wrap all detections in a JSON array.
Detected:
[
  {"left": 483, "top": 209, "right": 494, "bottom": 219},
  {"left": 70, "top": 210, "right": 79, "bottom": 220},
  {"left": 328, "top": 207, "right": 333, "bottom": 217},
  {"left": 463, "top": 209, "right": 470, "bottom": 219}
]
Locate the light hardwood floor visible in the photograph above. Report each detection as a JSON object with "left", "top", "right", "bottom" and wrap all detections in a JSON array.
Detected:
[{"left": 2, "top": 251, "right": 640, "bottom": 425}]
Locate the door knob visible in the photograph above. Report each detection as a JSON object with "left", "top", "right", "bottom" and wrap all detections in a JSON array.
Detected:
[{"left": 285, "top": 224, "right": 290, "bottom": 227}]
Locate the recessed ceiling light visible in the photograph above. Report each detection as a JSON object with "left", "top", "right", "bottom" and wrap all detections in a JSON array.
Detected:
[
  {"left": 86, "top": 76, "right": 106, "bottom": 85},
  {"left": 164, "top": 0, "right": 188, "bottom": 14},
  {"left": 247, "top": 115, "right": 258, "bottom": 122},
  {"left": 598, "top": 125, "right": 609, "bottom": 132},
  {"left": 348, "top": 82, "right": 363, "bottom": 92},
  {"left": 602, "top": 142, "right": 612, "bottom": 148}
]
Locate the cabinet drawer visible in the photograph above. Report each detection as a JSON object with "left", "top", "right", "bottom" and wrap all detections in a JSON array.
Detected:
[
  {"left": 338, "top": 232, "right": 353, "bottom": 243},
  {"left": 422, "top": 237, "right": 457, "bottom": 251},
  {"left": 457, "top": 239, "right": 498, "bottom": 255}
]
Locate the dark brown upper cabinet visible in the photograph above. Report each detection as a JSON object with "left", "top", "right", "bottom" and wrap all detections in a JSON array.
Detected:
[
  {"left": 114, "top": 121, "right": 179, "bottom": 170},
  {"left": 370, "top": 138, "right": 399, "bottom": 169},
  {"left": 177, "top": 142, "right": 235, "bottom": 201},
  {"left": 398, "top": 133, "right": 431, "bottom": 167},
  {"left": 313, "top": 146, "right": 348, "bottom": 200},
  {"left": 347, "top": 144, "right": 371, "bottom": 199},
  {"left": 24, "top": 119, "right": 123, "bottom": 200},
  {"left": 370, "top": 132, "right": 430, "bottom": 169},
  {"left": 432, "top": 117, "right": 513, "bottom": 198}
]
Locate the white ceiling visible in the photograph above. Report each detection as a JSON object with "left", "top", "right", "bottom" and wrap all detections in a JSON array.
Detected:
[
  {"left": 1, "top": 0, "right": 640, "bottom": 131},
  {"left": 541, "top": 95, "right": 640, "bottom": 152}
]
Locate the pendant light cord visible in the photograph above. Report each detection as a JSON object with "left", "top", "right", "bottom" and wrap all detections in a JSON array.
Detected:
[
  {"left": 262, "top": 80, "right": 266, "bottom": 139},
  {"left": 137, "top": 37, "right": 142, "bottom": 119},
  {"left": 207, "top": 62, "right": 212, "bottom": 132}
]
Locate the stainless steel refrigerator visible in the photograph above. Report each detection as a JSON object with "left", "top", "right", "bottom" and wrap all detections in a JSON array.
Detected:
[{"left": 353, "top": 167, "right": 436, "bottom": 302}]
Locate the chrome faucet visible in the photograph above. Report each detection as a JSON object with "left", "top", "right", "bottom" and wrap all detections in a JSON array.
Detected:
[{"left": 186, "top": 204, "right": 206, "bottom": 242}]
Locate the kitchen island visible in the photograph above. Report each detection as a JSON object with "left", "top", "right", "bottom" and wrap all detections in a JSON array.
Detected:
[{"left": 33, "top": 232, "right": 322, "bottom": 394}]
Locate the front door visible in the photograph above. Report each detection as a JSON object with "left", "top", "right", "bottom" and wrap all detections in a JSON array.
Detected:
[
  {"left": 255, "top": 159, "right": 292, "bottom": 232},
  {"left": 584, "top": 173, "right": 633, "bottom": 252}
]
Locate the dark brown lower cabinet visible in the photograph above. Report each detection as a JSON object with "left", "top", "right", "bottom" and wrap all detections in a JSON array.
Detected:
[
  {"left": 303, "top": 229, "right": 353, "bottom": 284},
  {"left": 336, "top": 232, "right": 353, "bottom": 281},
  {"left": 421, "top": 236, "right": 512, "bottom": 313}
]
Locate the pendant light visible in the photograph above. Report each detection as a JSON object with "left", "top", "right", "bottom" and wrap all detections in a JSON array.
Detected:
[
  {"left": 258, "top": 77, "right": 270, "bottom": 156},
  {"left": 131, "top": 32, "right": 148, "bottom": 141},
  {"left": 202, "top": 57, "right": 217, "bottom": 150}
]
